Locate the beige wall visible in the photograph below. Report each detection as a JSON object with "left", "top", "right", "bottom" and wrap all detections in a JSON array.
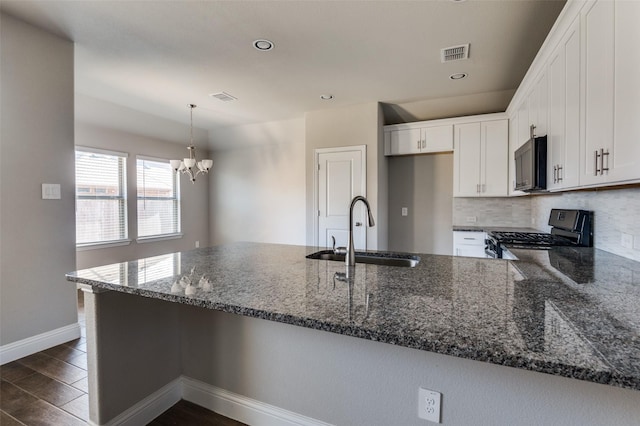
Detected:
[
  {"left": 208, "top": 118, "right": 306, "bottom": 246},
  {"left": 305, "top": 102, "right": 387, "bottom": 249},
  {"left": 0, "top": 14, "right": 77, "bottom": 345},
  {"left": 388, "top": 153, "right": 454, "bottom": 255},
  {"left": 180, "top": 307, "right": 640, "bottom": 426},
  {"left": 75, "top": 121, "right": 210, "bottom": 269}
]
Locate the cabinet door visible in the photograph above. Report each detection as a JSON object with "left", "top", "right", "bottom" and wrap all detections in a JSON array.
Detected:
[
  {"left": 517, "top": 100, "right": 530, "bottom": 146},
  {"left": 454, "top": 123, "right": 482, "bottom": 197},
  {"left": 389, "top": 128, "right": 422, "bottom": 155},
  {"left": 563, "top": 17, "right": 581, "bottom": 189},
  {"left": 547, "top": 40, "right": 566, "bottom": 191},
  {"left": 424, "top": 125, "right": 453, "bottom": 152},
  {"left": 611, "top": 0, "right": 640, "bottom": 182},
  {"left": 481, "top": 120, "right": 509, "bottom": 196},
  {"left": 580, "top": 0, "right": 614, "bottom": 186},
  {"left": 508, "top": 113, "right": 526, "bottom": 196},
  {"left": 547, "top": 16, "right": 580, "bottom": 191},
  {"left": 535, "top": 71, "right": 548, "bottom": 137}
]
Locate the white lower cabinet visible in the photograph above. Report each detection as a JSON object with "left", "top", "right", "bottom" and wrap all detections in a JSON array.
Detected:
[
  {"left": 453, "top": 231, "right": 488, "bottom": 258},
  {"left": 454, "top": 119, "right": 509, "bottom": 197}
]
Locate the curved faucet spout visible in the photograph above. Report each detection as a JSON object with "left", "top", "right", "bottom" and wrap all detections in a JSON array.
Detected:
[{"left": 347, "top": 196, "right": 375, "bottom": 267}]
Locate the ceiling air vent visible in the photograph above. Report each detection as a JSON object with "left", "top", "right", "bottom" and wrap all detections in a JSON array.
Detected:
[
  {"left": 441, "top": 44, "right": 470, "bottom": 63},
  {"left": 209, "top": 91, "right": 237, "bottom": 102}
]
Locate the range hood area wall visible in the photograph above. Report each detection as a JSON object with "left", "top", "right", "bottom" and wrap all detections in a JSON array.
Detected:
[{"left": 531, "top": 186, "right": 640, "bottom": 262}]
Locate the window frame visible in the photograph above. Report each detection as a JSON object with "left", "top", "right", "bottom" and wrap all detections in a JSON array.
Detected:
[
  {"left": 136, "top": 155, "right": 182, "bottom": 243},
  {"left": 75, "top": 146, "right": 130, "bottom": 250}
]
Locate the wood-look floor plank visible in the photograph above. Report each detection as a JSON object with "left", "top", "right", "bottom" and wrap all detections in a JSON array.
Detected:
[{"left": 148, "top": 400, "right": 248, "bottom": 426}]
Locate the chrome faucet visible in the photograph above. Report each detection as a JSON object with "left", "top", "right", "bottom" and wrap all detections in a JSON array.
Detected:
[{"left": 346, "top": 196, "right": 375, "bottom": 267}]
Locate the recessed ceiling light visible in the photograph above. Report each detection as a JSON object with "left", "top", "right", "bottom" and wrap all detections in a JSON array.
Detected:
[
  {"left": 320, "top": 94, "right": 334, "bottom": 100},
  {"left": 449, "top": 73, "right": 468, "bottom": 80},
  {"left": 253, "top": 39, "right": 274, "bottom": 51}
]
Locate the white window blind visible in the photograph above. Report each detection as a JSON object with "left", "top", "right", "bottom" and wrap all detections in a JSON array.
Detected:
[
  {"left": 137, "top": 157, "right": 181, "bottom": 238},
  {"left": 75, "top": 149, "right": 128, "bottom": 246}
]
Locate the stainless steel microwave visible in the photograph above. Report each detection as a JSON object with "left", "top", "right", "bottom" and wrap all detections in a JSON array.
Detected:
[{"left": 514, "top": 135, "right": 547, "bottom": 192}]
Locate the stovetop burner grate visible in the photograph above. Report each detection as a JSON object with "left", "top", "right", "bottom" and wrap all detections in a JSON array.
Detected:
[{"left": 489, "top": 232, "right": 575, "bottom": 247}]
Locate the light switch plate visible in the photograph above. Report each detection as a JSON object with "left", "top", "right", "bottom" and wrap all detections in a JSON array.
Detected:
[
  {"left": 402, "top": 207, "right": 408, "bottom": 217},
  {"left": 42, "top": 183, "right": 61, "bottom": 200}
]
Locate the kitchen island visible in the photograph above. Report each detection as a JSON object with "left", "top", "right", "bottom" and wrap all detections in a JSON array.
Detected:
[{"left": 67, "top": 242, "right": 640, "bottom": 425}]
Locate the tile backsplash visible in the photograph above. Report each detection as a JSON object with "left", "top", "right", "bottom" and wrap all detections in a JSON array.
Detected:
[
  {"left": 453, "top": 186, "right": 640, "bottom": 262},
  {"left": 531, "top": 187, "right": 640, "bottom": 262},
  {"left": 452, "top": 197, "right": 532, "bottom": 228}
]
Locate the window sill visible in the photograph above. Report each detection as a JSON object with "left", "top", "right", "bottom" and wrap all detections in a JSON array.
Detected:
[
  {"left": 136, "top": 233, "right": 183, "bottom": 244},
  {"left": 76, "top": 239, "right": 132, "bottom": 251}
]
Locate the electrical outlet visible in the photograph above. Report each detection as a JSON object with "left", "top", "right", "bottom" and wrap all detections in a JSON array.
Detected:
[
  {"left": 402, "top": 207, "right": 408, "bottom": 217},
  {"left": 466, "top": 216, "right": 477, "bottom": 223},
  {"left": 418, "top": 387, "right": 441, "bottom": 423},
  {"left": 195, "top": 240, "right": 200, "bottom": 248},
  {"left": 621, "top": 233, "right": 633, "bottom": 249}
]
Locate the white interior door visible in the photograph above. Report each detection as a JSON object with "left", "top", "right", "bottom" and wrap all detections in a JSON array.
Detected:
[{"left": 316, "top": 146, "right": 366, "bottom": 250}]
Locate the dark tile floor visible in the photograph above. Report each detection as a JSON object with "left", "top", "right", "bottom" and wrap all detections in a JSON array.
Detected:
[
  {"left": 0, "top": 293, "right": 89, "bottom": 425},
  {"left": 0, "top": 292, "right": 246, "bottom": 425}
]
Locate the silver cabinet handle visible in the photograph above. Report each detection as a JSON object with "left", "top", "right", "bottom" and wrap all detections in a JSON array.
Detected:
[
  {"left": 417, "top": 140, "right": 421, "bottom": 150},
  {"left": 355, "top": 222, "right": 362, "bottom": 227},
  {"left": 422, "top": 139, "right": 426, "bottom": 149},
  {"left": 553, "top": 165, "right": 557, "bottom": 184},
  {"left": 595, "top": 150, "right": 601, "bottom": 175},
  {"left": 476, "top": 183, "right": 480, "bottom": 193},
  {"left": 602, "top": 149, "right": 609, "bottom": 173},
  {"left": 557, "top": 165, "right": 563, "bottom": 182}
]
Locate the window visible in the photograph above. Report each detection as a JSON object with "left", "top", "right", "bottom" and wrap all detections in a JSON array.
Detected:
[
  {"left": 75, "top": 148, "right": 128, "bottom": 246},
  {"left": 137, "top": 157, "right": 181, "bottom": 239}
]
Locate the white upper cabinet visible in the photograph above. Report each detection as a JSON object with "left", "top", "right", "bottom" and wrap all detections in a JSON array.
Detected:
[
  {"left": 579, "top": 0, "right": 640, "bottom": 186},
  {"left": 508, "top": 0, "right": 640, "bottom": 193},
  {"left": 547, "top": 16, "right": 581, "bottom": 191},
  {"left": 454, "top": 119, "right": 509, "bottom": 197},
  {"left": 611, "top": 0, "right": 640, "bottom": 182},
  {"left": 385, "top": 124, "right": 453, "bottom": 156},
  {"left": 580, "top": 0, "right": 615, "bottom": 186}
]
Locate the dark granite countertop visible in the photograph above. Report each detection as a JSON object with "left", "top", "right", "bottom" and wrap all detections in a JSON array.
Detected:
[{"left": 66, "top": 242, "right": 640, "bottom": 391}]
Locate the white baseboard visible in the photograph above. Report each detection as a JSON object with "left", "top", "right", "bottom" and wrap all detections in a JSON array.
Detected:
[
  {"left": 0, "top": 323, "right": 81, "bottom": 365},
  {"left": 181, "top": 376, "right": 333, "bottom": 426},
  {"left": 91, "top": 377, "right": 182, "bottom": 426}
]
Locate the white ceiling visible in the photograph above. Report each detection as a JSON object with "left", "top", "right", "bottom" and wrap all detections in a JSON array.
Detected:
[{"left": 1, "top": 0, "right": 565, "bottom": 147}]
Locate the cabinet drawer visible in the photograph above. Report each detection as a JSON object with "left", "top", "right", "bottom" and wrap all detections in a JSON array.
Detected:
[{"left": 453, "top": 231, "right": 486, "bottom": 246}]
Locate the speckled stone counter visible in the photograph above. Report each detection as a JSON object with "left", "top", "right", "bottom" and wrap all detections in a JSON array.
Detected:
[{"left": 66, "top": 242, "right": 640, "bottom": 391}]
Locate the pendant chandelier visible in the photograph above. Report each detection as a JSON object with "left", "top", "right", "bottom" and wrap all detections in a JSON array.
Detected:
[{"left": 170, "top": 104, "right": 213, "bottom": 183}]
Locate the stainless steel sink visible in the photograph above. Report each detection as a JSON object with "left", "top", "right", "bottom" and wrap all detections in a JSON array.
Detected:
[{"left": 306, "top": 250, "right": 420, "bottom": 267}]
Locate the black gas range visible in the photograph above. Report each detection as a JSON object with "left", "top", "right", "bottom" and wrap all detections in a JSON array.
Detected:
[{"left": 485, "top": 209, "right": 594, "bottom": 259}]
